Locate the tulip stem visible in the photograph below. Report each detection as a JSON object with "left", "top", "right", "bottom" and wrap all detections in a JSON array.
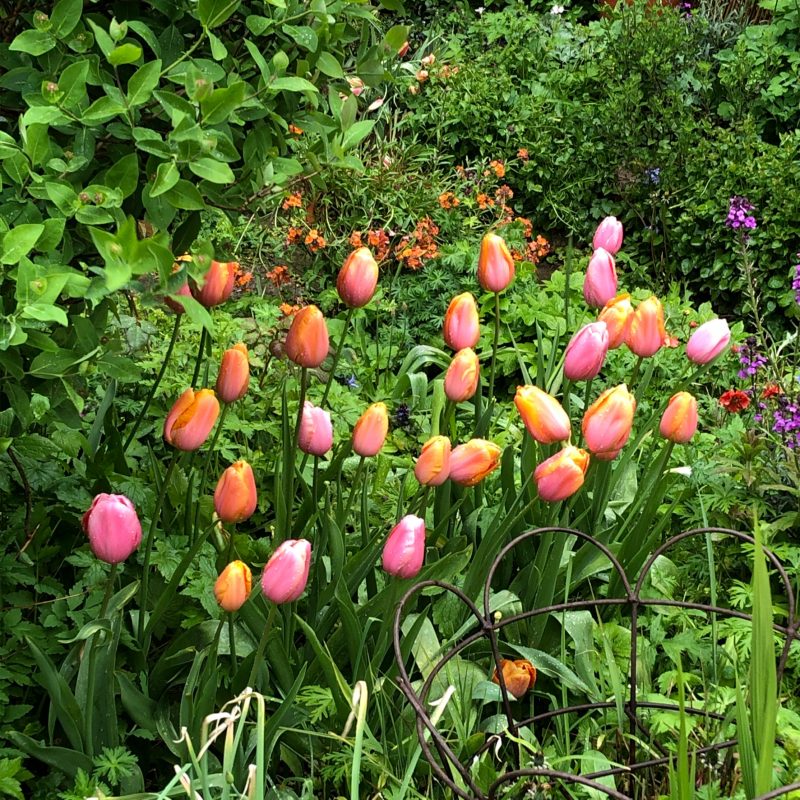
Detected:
[
  {"left": 342, "top": 456, "right": 366, "bottom": 528},
  {"left": 321, "top": 307, "right": 354, "bottom": 409},
  {"left": 417, "top": 486, "right": 432, "bottom": 517},
  {"left": 563, "top": 233, "right": 573, "bottom": 330},
  {"left": 488, "top": 292, "right": 501, "bottom": 405},
  {"left": 138, "top": 452, "right": 178, "bottom": 643},
  {"left": 123, "top": 315, "right": 181, "bottom": 454},
  {"left": 630, "top": 356, "right": 643, "bottom": 386},
  {"left": 247, "top": 603, "right": 276, "bottom": 688},
  {"left": 191, "top": 403, "right": 230, "bottom": 540},
  {"left": 191, "top": 328, "right": 208, "bottom": 390},
  {"left": 228, "top": 613, "right": 237, "bottom": 678}
]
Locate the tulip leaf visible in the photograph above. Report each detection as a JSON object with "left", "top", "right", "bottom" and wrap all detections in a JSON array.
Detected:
[
  {"left": 4, "top": 733, "right": 91, "bottom": 777},
  {"left": 262, "top": 664, "right": 307, "bottom": 766}
]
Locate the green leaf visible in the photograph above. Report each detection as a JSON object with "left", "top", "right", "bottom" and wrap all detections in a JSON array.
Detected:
[
  {"left": 200, "top": 82, "right": 247, "bottom": 125},
  {"left": 104, "top": 153, "right": 139, "bottom": 198},
  {"left": 9, "top": 30, "right": 56, "bottom": 56},
  {"left": 163, "top": 180, "right": 206, "bottom": 210},
  {"left": 207, "top": 30, "right": 227, "bottom": 60},
  {"left": 127, "top": 60, "right": 162, "bottom": 106},
  {"left": 341, "top": 119, "right": 375, "bottom": 151},
  {"left": 284, "top": 24, "right": 318, "bottom": 52},
  {"left": 316, "top": 51, "right": 343, "bottom": 78},
  {"left": 270, "top": 76, "right": 319, "bottom": 94},
  {"left": 150, "top": 161, "right": 180, "bottom": 197},
  {"left": 82, "top": 96, "right": 126, "bottom": 124},
  {"left": 21, "top": 106, "right": 68, "bottom": 127},
  {"left": 197, "top": 0, "right": 241, "bottom": 28},
  {"left": 36, "top": 218, "right": 65, "bottom": 251},
  {"left": 1, "top": 225, "right": 45, "bottom": 265},
  {"left": 20, "top": 304, "right": 68, "bottom": 326},
  {"left": 510, "top": 645, "right": 594, "bottom": 695},
  {"left": 4, "top": 734, "right": 91, "bottom": 778},
  {"left": 245, "top": 15, "right": 272, "bottom": 35},
  {"left": 188, "top": 157, "right": 234, "bottom": 183},
  {"left": 50, "top": 0, "right": 83, "bottom": 37},
  {"left": 108, "top": 43, "right": 143, "bottom": 66},
  {"left": 382, "top": 24, "right": 410, "bottom": 52},
  {"left": 59, "top": 59, "right": 90, "bottom": 108}
]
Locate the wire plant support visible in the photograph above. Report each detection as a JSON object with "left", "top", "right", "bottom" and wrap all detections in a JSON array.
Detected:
[{"left": 392, "top": 527, "right": 800, "bottom": 800}]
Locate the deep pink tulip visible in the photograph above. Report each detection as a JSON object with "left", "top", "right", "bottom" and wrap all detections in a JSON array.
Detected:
[
  {"left": 382, "top": 515, "right": 426, "bottom": 578},
  {"left": 534, "top": 447, "right": 590, "bottom": 502},
  {"left": 583, "top": 248, "right": 618, "bottom": 308},
  {"left": 660, "top": 392, "right": 699, "bottom": 443},
  {"left": 564, "top": 322, "right": 609, "bottom": 381},
  {"left": 686, "top": 319, "right": 731, "bottom": 365},
  {"left": 164, "top": 388, "right": 220, "bottom": 451},
  {"left": 298, "top": 401, "right": 333, "bottom": 456},
  {"left": 592, "top": 216, "right": 624, "bottom": 255},
  {"left": 82, "top": 493, "right": 143, "bottom": 564},
  {"left": 582, "top": 385, "right": 636, "bottom": 460},
  {"left": 352, "top": 402, "right": 389, "bottom": 457},
  {"left": 443, "top": 292, "right": 480, "bottom": 350},
  {"left": 444, "top": 348, "right": 480, "bottom": 403},
  {"left": 261, "top": 539, "right": 311, "bottom": 604}
]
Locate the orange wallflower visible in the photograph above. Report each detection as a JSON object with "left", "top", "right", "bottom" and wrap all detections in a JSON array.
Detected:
[
  {"left": 367, "top": 228, "right": 391, "bottom": 260},
  {"left": 515, "top": 217, "right": 533, "bottom": 238},
  {"left": 438, "top": 191, "right": 460, "bottom": 210},
  {"left": 526, "top": 236, "right": 551, "bottom": 264},
  {"left": 266, "top": 265, "right": 289, "bottom": 287},
  {"left": 282, "top": 193, "right": 303, "bottom": 211},
  {"left": 286, "top": 226, "right": 304, "bottom": 245},
  {"left": 395, "top": 217, "right": 439, "bottom": 270},
  {"left": 304, "top": 229, "right": 326, "bottom": 252},
  {"left": 517, "top": 148, "right": 529, "bottom": 161},
  {"left": 288, "top": 124, "right": 303, "bottom": 135},
  {"left": 280, "top": 303, "right": 300, "bottom": 316},
  {"left": 476, "top": 193, "right": 494, "bottom": 209},
  {"left": 495, "top": 185, "right": 513, "bottom": 204},
  {"left": 349, "top": 231, "right": 364, "bottom": 248},
  {"left": 489, "top": 160, "right": 506, "bottom": 178},
  {"left": 235, "top": 268, "right": 253, "bottom": 287}
]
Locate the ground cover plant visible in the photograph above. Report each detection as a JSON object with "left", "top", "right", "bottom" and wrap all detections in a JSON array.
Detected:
[{"left": 2, "top": 0, "right": 800, "bottom": 798}]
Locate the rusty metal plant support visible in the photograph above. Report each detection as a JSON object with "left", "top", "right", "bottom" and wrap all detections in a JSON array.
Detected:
[{"left": 392, "top": 527, "right": 800, "bottom": 800}]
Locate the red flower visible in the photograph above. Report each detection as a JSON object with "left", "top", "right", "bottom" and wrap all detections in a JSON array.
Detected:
[
  {"left": 762, "top": 383, "right": 783, "bottom": 400},
  {"left": 720, "top": 389, "right": 750, "bottom": 414}
]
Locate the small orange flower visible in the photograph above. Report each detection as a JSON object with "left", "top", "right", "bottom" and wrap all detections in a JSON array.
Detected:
[
  {"left": 476, "top": 193, "right": 494, "bottom": 210},
  {"left": 280, "top": 302, "right": 300, "bottom": 316},
  {"left": 282, "top": 192, "right": 303, "bottom": 211},
  {"left": 286, "top": 226, "right": 304, "bottom": 245},
  {"left": 367, "top": 228, "right": 391, "bottom": 260},
  {"left": 720, "top": 389, "right": 750, "bottom": 414},
  {"left": 304, "top": 228, "right": 326, "bottom": 252},
  {"left": 517, "top": 148, "right": 529, "bottom": 161},
  {"left": 288, "top": 124, "right": 303, "bottom": 135},
  {"left": 491, "top": 659, "right": 537, "bottom": 699},
  {"left": 515, "top": 216, "right": 533, "bottom": 238},
  {"left": 527, "top": 236, "right": 550, "bottom": 263},
  {"left": 489, "top": 159, "right": 506, "bottom": 178},
  {"left": 495, "top": 185, "right": 513, "bottom": 204},
  {"left": 266, "top": 265, "right": 289, "bottom": 287},
  {"left": 234, "top": 264, "right": 253, "bottom": 287},
  {"left": 349, "top": 231, "right": 364, "bottom": 248},
  {"left": 762, "top": 383, "right": 783, "bottom": 399},
  {"left": 438, "top": 191, "right": 460, "bottom": 210}
]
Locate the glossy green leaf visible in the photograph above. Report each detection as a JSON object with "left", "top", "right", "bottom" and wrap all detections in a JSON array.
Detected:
[
  {"left": 316, "top": 51, "right": 344, "bottom": 78},
  {"left": 197, "top": 0, "right": 241, "bottom": 28},
  {"left": 50, "top": 0, "right": 83, "bottom": 37},
  {"left": 200, "top": 82, "right": 246, "bottom": 124},
  {"left": 127, "top": 60, "right": 162, "bottom": 106},
  {"left": 9, "top": 30, "right": 56, "bottom": 56},
  {"left": 150, "top": 160, "right": 180, "bottom": 197},
  {"left": 108, "top": 43, "right": 143, "bottom": 65},
  {"left": 188, "top": 157, "right": 234, "bottom": 183},
  {"left": 1, "top": 225, "right": 44, "bottom": 265}
]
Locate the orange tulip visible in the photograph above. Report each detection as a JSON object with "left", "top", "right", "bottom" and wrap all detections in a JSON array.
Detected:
[
  {"left": 165, "top": 254, "right": 193, "bottom": 314},
  {"left": 660, "top": 391, "right": 698, "bottom": 443},
  {"left": 214, "top": 460, "right": 258, "bottom": 523},
  {"left": 626, "top": 296, "right": 666, "bottom": 358},
  {"left": 598, "top": 293, "right": 633, "bottom": 349},
  {"left": 443, "top": 292, "right": 480, "bottom": 350},
  {"left": 477, "top": 233, "right": 515, "bottom": 293},
  {"left": 163, "top": 388, "right": 220, "bottom": 451},
  {"left": 337, "top": 247, "right": 379, "bottom": 308},
  {"left": 491, "top": 658, "right": 537, "bottom": 700},
  {"left": 216, "top": 343, "right": 249, "bottom": 403},
  {"left": 582, "top": 385, "right": 636, "bottom": 460},
  {"left": 414, "top": 435, "right": 451, "bottom": 486},
  {"left": 534, "top": 445, "right": 590, "bottom": 502},
  {"left": 352, "top": 402, "right": 389, "bottom": 457},
  {"left": 444, "top": 348, "right": 480, "bottom": 403},
  {"left": 449, "top": 439, "right": 501, "bottom": 486},
  {"left": 214, "top": 560, "right": 252, "bottom": 612},
  {"left": 192, "top": 259, "right": 236, "bottom": 308},
  {"left": 514, "top": 385, "right": 571, "bottom": 444},
  {"left": 285, "top": 305, "right": 330, "bottom": 368}
]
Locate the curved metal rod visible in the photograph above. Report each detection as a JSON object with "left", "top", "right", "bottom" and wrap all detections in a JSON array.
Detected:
[
  {"left": 488, "top": 768, "right": 632, "bottom": 800},
  {"left": 414, "top": 714, "right": 482, "bottom": 800},
  {"left": 753, "top": 782, "right": 800, "bottom": 800}
]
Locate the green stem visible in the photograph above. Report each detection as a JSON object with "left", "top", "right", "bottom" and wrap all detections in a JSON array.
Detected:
[
  {"left": 342, "top": 456, "right": 366, "bottom": 527},
  {"left": 191, "top": 328, "right": 208, "bottom": 390},
  {"left": 124, "top": 315, "right": 181, "bottom": 454},
  {"left": 247, "top": 604, "right": 276, "bottom": 688},
  {"left": 629, "top": 356, "right": 643, "bottom": 387},
  {"left": 228, "top": 613, "right": 237, "bottom": 677},
  {"left": 191, "top": 402, "right": 230, "bottom": 538},
  {"left": 321, "top": 307, "right": 354, "bottom": 409},
  {"left": 564, "top": 233, "right": 573, "bottom": 331},
  {"left": 488, "top": 292, "right": 501, "bottom": 404}
]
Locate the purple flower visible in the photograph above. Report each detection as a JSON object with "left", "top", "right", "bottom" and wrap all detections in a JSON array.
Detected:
[
  {"left": 645, "top": 167, "right": 661, "bottom": 185},
  {"left": 726, "top": 196, "right": 757, "bottom": 230},
  {"left": 772, "top": 395, "right": 800, "bottom": 449},
  {"left": 737, "top": 336, "right": 768, "bottom": 380},
  {"left": 792, "top": 256, "right": 800, "bottom": 305}
]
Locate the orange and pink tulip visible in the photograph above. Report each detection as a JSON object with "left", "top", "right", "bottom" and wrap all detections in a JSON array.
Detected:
[
  {"left": 164, "top": 388, "right": 220, "bottom": 451},
  {"left": 214, "top": 460, "right": 257, "bottom": 524},
  {"left": 443, "top": 292, "right": 480, "bottom": 351},
  {"left": 598, "top": 293, "right": 633, "bottom": 349},
  {"left": 626, "top": 296, "right": 666, "bottom": 358},
  {"left": 285, "top": 305, "right": 330, "bottom": 368},
  {"left": 582, "top": 385, "right": 636, "bottom": 460},
  {"left": 414, "top": 435, "right": 451, "bottom": 486},
  {"left": 192, "top": 259, "right": 236, "bottom": 307},
  {"left": 477, "top": 233, "right": 515, "bottom": 293},
  {"left": 660, "top": 392, "right": 698, "bottom": 443},
  {"left": 352, "top": 402, "right": 389, "bottom": 457},
  {"left": 216, "top": 343, "right": 250, "bottom": 403},
  {"left": 534, "top": 446, "right": 590, "bottom": 502},
  {"left": 444, "top": 348, "right": 480, "bottom": 403},
  {"left": 214, "top": 560, "right": 252, "bottom": 612},
  {"left": 337, "top": 247, "right": 379, "bottom": 308},
  {"left": 514, "top": 385, "right": 571, "bottom": 445},
  {"left": 449, "top": 439, "right": 502, "bottom": 486}
]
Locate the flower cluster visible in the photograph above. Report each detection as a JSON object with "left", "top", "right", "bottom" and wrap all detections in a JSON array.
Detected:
[
  {"left": 772, "top": 396, "right": 800, "bottom": 449},
  {"left": 737, "top": 336, "right": 768, "bottom": 379},
  {"left": 725, "top": 196, "right": 757, "bottom": 230},
  {"left": 350, "top": 228, "right": 391, "bottom": 261},
  {"left": 438, "top": 191, "right": 460, "bottom": 210},
  {"left": 395, "top": 217, "right": 440, "bottom": 270},
  {"left": 720, "top": 389, "right": 750, "bottom": 414},
  {"left": 792, "top": 255, "right": 800, "bottom": 305}
]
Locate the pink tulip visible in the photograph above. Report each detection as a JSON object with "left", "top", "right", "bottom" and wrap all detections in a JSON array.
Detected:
[
  {"left": 414, "top": 436, "right": 451, "bottom": 486},
  {"left": 477, "top": 233, "right": 515, "bottom": 293},
  {"left": 444, "top": 348, "right": 480, "bottom": 403},
  {"left": 443, "top": 293, "right": 480, "bottom": 350},
  {"left": 382, "top": 515, "right": 426, "bottom": 578},
  {"left": 592, "top": 216, "right": 624, "bottom": 255},
  {"left": 449, "top": 439, "right": 502, "bottom": 486},
  {"left": 686, "top": 319, "right": 731, "bottom": 365},
  {"left": 261, "top": 539, "right": 311, "bottom": 604},
  {"left": 534, "top": 447, "right": 590, "bottom": 502},
  {"left": 337, "top": 247, "right": 379, "bottom": 308},
  {"left": 82, "top": 493, "right": 143, "bottom": 564},
  {"left": 583, "top": 248, "right": 617, "bottom": 308},
  {"left": 564, "top": 322, "right": 609, "bottom": 381},
  {"left": 582, "top": 385, "right": 636, "bottom": 460},
  {"left": 298, "top": 401, "right": 333, "bottom": 456},
  {"left": 660, "top": 392, "right": 698, "bottom": 443},
  {"left": 352, "top": 402, "right": 389, "bottom": 457}
]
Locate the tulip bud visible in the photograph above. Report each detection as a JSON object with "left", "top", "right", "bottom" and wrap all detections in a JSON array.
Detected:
[
  {"left": 192, "top": 259, "right": 236, "bottom": 308},
  {"left": 214, "top": 560, "right": 252, "bottom": 612},
  {"left": 491, "top": 659, "right": 537, "bottom": 700},
  {"left": 626, "top": 296, "right": 666, "bottom": 358},
  {"left": 352, "top": 402, "right": 389, "bottom": 457},
  {"left": 382, "top": 515, "right": 426, "bottom": 578},
  {"left": 449, "top": 439, "right": 502, "bottom": 486},
  {"left": 165, "top": 254, "right": 193, "bottom": 314},
  {"left": 214, "top": 461, "right": 257, "bottom": 524},
  {"left": 164, "top": 388, "right": 220, "bottom": 451},
  {"left": 592, "top": 216, "right": 624, "bottom": 255},
  {"left": 514, "top": 385, "right": 571, "bottom": 444},
  {"left": 685, "top": 319, "right": 731, "bottom": 365},
  {"left": 582, "top": 385, "right": 636, "bottom": 460},
  {"left": 598, "top": 293, "right": 633, "bottom": 349},
  {"left": 583, "top": 248, "right": 617, "bottom": 308},
  {"left": 534, "top": 446, "right": 590, "bottom": 502},
  {"left": 82, "top": 493, "right": 143, "bottom": 564},
  {"left": 477, "top": 233, "right": 515, "bottom": 293},
  {"left": 215, "top": 343, "right": 250, "bottom": 403},
  {"left": 564, "top": 322, "right": 609, "bottom": 381},
  {"left": 660, "top": 391, "right": 698, "bottom": 443},
  {"left": 414, "top": 435, "right": 451, "bottom": 486},
  {"left": 347, "top": 76, "right": 365, "bottom": 96},
  {"left": 337, "top": 247, "right": 379, "bottom": 308},
  {"left": 285, "top": 305, "right": 330, "bottom": 368},
  {"left": 443, "top": 292, "right": 480, "bottom": 350},
  {"left": 298, "top": 401, "right": 333, "bottom": 456},
  {"left": 444, "top": 348, "right": 480, "bottom": 403},
  {"left": 261, "top": 539, "right": 312, "bottom": 604},
  {"left": 397, "top": 41, "right": 410, "bottom": 57}
]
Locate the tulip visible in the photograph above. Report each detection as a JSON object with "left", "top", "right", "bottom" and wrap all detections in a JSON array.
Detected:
[
  {"left": 82, "top": 493, "right": 143, "bottom": 564},
  {"left": 214, "top": 461, "right": 257, "bottom": 524},
  {"left": 449, "top": 439, "right": 502, "bottom": 486},
  {"left": 165, "top": 254, "right": 194, "bottom": 314},
  {"left": 592, "top": 215, "right": 624, "bottom": 255},
  {"left": 564, "top": 322, "right": 609, "bottom": 381},
  {"left": 626, "top": 296, "right": 666, "bottom": 358},
  {"left": 534, "top": 446, "right": 590, "bottom": 502},
  {"left": 491, "top": 659, "right": 537, "bottom": 700},
  {"left": 216, "top": 343, "right": 249, "bottom": 403},
  {"left": 285, "top": 305, "right": 330, "bottom": 368},
  {"left": 660, "top": 391, "right": 699, "bottom": 443},
  {"left": 192, "top": 259, "right": 236, "bottom": 307},
  {"left": 477, "top": 232, "right": 515, "bottom": 293},
  {"left": 514, "top": 385, "right": 571, "bottom": 444},
  {"left": 337, "top": 247, "right": 379, "bottom": 308},
  {"left": 686, "top": 319, "right": 731, "bottom": 365},
  {"left": 164, "top": 388, "right": 220, "bottom": 450},
  {"left": 214, "top": 560, "right": 252, "bottom": 612},
  {"left": 382, "top": 515, "right": 426, "bottom": 578},
  {"left": 261, "top": 539, "right": 312, "bottom": 604},
  {"left": 582, "top": 384, "right": 636, "bottom": 460},
  {"left": 598, "top": 293, "right": 633, "bottom": 349},
  {"left": 352, "top": 402, "right": 389, "bottom": 457},
  {"left": 583, "top": 248, "right": 617, "bottom": 308},
  {"left": 414, "top": 435, "right": 451, "bottom": 486},
  {"left": 443, "top": 292, "right": 480, "bottom": 350},
  {"left": 444, "top": 348, "right": 480, "bottom": 403},
  {"left": 298, "top": 401, "right": 333, "bottom": 456}
]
